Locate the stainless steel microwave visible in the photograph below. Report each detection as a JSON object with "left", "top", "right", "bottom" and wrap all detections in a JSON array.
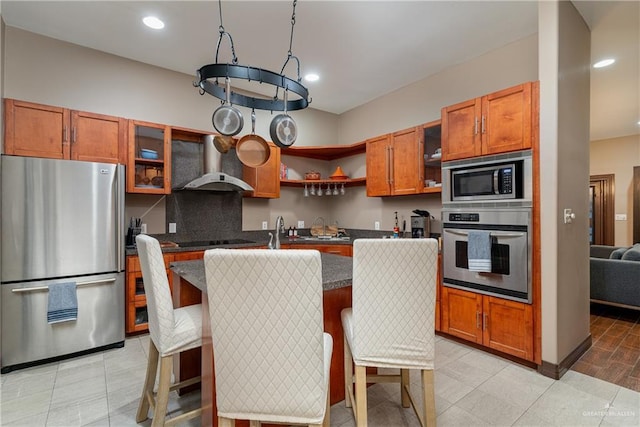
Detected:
[{"left": 442, "top": 153, "right": 532, "bottom": 203}]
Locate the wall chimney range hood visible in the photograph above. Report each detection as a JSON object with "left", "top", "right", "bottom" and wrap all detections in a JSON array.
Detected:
[{"left": 176, "top": 135, "right": 254, "bottom": 192}]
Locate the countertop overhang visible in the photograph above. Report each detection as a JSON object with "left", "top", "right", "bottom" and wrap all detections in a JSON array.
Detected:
[{"left": 170, "top": 252, "right": 353, "bottom": 292}]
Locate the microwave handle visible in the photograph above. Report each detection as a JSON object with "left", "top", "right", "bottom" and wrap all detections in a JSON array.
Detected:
[
  {"left": 444, "top": 229, "right": 525, "bottom": 238},
  {"left": 493, "top": 169, "right": 500, "bottom": 195}
]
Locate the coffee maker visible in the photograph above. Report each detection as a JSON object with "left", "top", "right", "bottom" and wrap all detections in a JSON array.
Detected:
[{"left": 411, "top": 209, "right": 431, "bottom": 238}]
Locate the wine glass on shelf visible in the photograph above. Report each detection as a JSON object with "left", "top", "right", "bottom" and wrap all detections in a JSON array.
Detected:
[
  {"left": 317, "top": 183, "right": 322, "bottom": 197},
  {"left": 333, "top": 183, "right": 339, "bottom": 196},
  {"left": 340, "top": 183, "right": 345, "bottom": 195},
  {"left": 303, "top": 183, "right": 309, "bottom": 197},
  {"left": 310, "top": 183, "right": 316, "bottom": 196},
  {"left": 325, "top": 184, "right": 332, "bottom": 196}
]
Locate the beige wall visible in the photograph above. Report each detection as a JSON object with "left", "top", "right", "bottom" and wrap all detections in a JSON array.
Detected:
[
  {"left": 2, "top": 26, "right": 538, "bottom": 233},
  {"left": 1, "top": 27, "right": 339, "bottom": 233},
  {"left": 590, "top": 134, "right": 640, "bottom": 245},
  {"left": 261, "top": 35, "right": 539, "bottom": 232},
  {"left": 539, "top": 0, "right": 591, "bottom": 365},
  {"left": 337, "top": 35, "right": 539, "bottom": 145}
]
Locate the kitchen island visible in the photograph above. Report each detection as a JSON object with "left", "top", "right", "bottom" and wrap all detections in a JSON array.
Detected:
[{"left": 170, "top": 252, "right": 354, "bottom": 427}]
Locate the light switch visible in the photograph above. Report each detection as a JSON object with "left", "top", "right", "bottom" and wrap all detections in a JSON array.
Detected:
[
  {"left": 297, "top": 220, "right": 305, "bottom": 228},
  {"left": 563, "top": 208, "right": 575, "bottom": 224},
  {"left": 169, "top": 223, "right": 177, "bottom": 233}
]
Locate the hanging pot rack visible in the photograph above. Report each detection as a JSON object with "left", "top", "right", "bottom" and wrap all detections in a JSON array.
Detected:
[{"left": 194, "top": 0, "right": 310, "bottom": 113}]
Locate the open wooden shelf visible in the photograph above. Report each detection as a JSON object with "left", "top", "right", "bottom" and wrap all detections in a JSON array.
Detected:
[
  {"left": 280, "top": 141, "right": 366, "bottom": 160},
  {"left": 280, "top": 177, "right": 366, "bottom": 187}
]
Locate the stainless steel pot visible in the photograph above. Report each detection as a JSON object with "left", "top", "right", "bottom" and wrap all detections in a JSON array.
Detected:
[{"left": 212, "top": 78, "right": 244, "bottom": 136}]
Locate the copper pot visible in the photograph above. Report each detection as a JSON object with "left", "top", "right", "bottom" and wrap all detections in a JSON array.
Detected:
[{"left": 236, "top": 110, "right": 270, "bottom": 168}]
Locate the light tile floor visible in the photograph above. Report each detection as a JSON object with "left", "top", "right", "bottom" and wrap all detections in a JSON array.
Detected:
[{"left": 1, "top": 335, "right": 638, "bottom": 426}]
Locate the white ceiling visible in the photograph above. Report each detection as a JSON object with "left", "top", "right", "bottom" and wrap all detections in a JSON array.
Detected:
[{"left": 1, "top": 1, "right": 638, "bottom": 141}]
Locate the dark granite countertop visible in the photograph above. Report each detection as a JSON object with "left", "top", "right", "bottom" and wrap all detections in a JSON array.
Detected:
[
  {"left": 170, "top": 252, "right": 353, "bottom": 292},
  {"left": 126, "top": 229, "right": 441, "bottom": 256}
]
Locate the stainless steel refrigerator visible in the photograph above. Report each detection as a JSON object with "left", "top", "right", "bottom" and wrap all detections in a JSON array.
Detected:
[{"left": 1, "top": 155, "right": 125, "bottom": 373}]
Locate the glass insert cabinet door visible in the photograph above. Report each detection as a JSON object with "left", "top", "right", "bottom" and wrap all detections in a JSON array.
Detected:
[{"left": 127, "top": 121, "right": 171, "bottom": 194}]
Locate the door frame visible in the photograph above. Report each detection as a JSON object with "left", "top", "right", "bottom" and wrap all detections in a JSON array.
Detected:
[{"left": 589, "top": 174, "right": 615, "bottom": 246}]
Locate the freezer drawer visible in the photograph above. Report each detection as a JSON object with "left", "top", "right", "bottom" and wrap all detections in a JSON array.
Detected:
[{"left": 1, "top": 273, "right": 125, "bottom": 372}]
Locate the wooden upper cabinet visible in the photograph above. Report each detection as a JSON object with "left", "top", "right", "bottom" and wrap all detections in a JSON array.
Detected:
[
  {"left": 366, "top": 127, "right": 423, "bottom": 196},
  {"left": 70, "top": 111, "right": 127, "bottom": 164},
  {"left": 482, "top": 83, "right": 533, "bottom": 156},
  {"left": 441, "top": 82, "right": 536, "bottom": 161},
  {"left": 127, "top": 120, "right": 171, "bottom": 194},
  {"left": 390, "top": 126, "right": 422, "bottom": 195},
  {"left": 4, "top": 99, "right": 126, "bottom": 164},
  {"left": 365, "top": 134, "right": 391, "bottom": 196},
  {"left": 4, "top": 99, "right": 70, "bottom": 159},
  {"left": 441, "top": 98, "right": 482, "bottom": 161},
  {"left": 243, "top": 143, "right": 281, "bottom": 198}
]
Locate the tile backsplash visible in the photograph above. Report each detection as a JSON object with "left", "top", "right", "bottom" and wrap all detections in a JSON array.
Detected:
[{"left": 166, "top": 139, "right": 244, "bottom": 240}]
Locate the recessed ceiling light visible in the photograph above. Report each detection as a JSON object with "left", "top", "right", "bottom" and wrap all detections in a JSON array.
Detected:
[
  {"left": 304, "top": 73, "right": 319, "bottom": 82},
  {"left": 593, "top": 58, "right": 615, "bottom": 68},
  {"left": 143, "top": 16, "right": 164, "bottom": 30}
]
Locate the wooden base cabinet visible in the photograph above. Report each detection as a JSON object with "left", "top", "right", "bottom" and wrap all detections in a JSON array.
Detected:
[
  {"left": 441, "top": 82, "right": 537, "bottom": 161},
  {"left": 4, "top": 99, "right": 127, "bottom": 164},
  {"left": 282, "top": 243, "right": 352, "bottom": 257},
  {"left": 126, "top": 250, "right": 205, "bottom": 334},
  {"left": 441, "top": 286, "right": 534, "bottom": 361},
  {"left": 125, "top": 253, "right": 174, "bottom": 334}
]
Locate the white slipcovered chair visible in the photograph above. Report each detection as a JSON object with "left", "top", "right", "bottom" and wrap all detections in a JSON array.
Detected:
[
  {"left": 135, "top": 234, "right": 203, "bottom": 427},
  {"left": 342, "top": 238, "right": 439, "bottom": 427},
  {"left": 203, "top": 248, "right": 333, "bottom": 427}
]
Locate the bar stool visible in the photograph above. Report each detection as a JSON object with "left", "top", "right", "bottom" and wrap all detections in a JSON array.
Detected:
[
  {"left": 204, "top": 248, "right": 333, "bottom": 427},
  {"left": 135, "top": 234, "right": 203, "bottom": 427},
  {"left": 342, "top": 238, "right": 439, "bottom": 427}
]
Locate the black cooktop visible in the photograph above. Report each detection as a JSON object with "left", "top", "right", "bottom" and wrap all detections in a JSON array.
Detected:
[{"left": 175, "top": 239, "right": 255, "bottom": 248}]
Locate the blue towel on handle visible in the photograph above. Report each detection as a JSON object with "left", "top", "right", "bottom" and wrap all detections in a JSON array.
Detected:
[
  {"left": 468, "top": 231, "right": 492, "bottom": 272},
  {"left": 47, "top": 282, "right": 78, "bottom": 324}
]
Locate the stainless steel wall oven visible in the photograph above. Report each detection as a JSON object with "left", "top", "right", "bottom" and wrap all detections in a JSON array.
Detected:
[{"left": 442, "top": 208, "right": 531, "bottom": 303}]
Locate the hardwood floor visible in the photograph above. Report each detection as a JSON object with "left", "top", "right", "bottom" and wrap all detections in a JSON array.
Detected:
[{"left": 571, "top": 302, "right": 640, "bottom": 392}]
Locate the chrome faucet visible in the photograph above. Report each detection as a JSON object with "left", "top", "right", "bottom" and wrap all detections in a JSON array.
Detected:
[{"left": 274, "top": 216, "right": 285, "bottom": 249}]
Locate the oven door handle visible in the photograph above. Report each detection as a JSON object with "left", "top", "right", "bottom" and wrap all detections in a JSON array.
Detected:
[{"left": 443, "top": 229, "right": 525, "bottom": 238}]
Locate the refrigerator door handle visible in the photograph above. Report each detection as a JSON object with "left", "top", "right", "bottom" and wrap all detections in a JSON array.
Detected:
[
  {"left": 116, "top": 164, "right": 125, "bottom": 272},
  {"left": 11, "top": 278, "right": 117, "bottom": 293}
]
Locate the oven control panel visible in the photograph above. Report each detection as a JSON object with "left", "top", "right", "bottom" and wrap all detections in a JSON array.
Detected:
[{"left": 447, "top": 213, "right": 480, "bottom": 222}]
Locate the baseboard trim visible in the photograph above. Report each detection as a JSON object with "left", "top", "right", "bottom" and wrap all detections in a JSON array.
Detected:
[{"left": 537, "top": 334, "right": 592, "bottom": 380}]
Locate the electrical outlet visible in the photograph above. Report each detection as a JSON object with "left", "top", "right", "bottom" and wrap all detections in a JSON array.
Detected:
[
  {"left": 168, "top": 223, "right": 176, "bottom": 233},
  {"left": 140, "top": 223, "right": 147, "bottom": 234},
  {"left": 297, "top": 220, "right": 305, "bottom": 228},
  {"left": 262, "top": 221, "right": 268, "bottom": 230},
  {"left": 615, "top": 214, "right": 627, "bottom": 221},
  {"left": 374, "top": 221, "right": 380, "bottom": 230}
]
